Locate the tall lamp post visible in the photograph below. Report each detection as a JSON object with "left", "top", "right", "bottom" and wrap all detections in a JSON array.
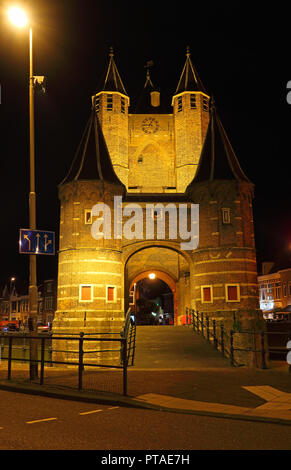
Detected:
[
  {"left": 8, "top": 7, "right": 38, "bottom": 379},
  {"left": 9, "top": 276, "right": 16, "bottom": 295},
  {"left": 9, "top": 276, "right": 16, "bottom": 322}
]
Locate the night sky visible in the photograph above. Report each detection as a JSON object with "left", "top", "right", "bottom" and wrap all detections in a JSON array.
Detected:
[{"left": 0, "top": 0, "right": 290, "bottom": 294}]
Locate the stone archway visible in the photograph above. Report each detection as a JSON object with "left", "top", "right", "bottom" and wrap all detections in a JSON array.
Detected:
[
  {"left": 129, "top": 269, "right": 178, "bottom": 325},
  {"left": 124, "top": 244, "right": 192, "bottom": 325}
]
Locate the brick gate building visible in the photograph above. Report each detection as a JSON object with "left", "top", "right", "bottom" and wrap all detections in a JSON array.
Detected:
[{"left": 53, "top": 48, "right": 262, "bottom": 364}]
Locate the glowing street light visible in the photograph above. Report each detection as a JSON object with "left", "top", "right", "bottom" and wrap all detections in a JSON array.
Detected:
[
  {"left": 9, "top": 276, "right": 16, "bottom": 294},
  {"left": 8, "top": 6, "right": 28, "bottom": 27},
  {"left": 149, "top": 273, "right": 156, "bottom": 280},
  {"left": 8, "top": 6, "right": 39, "bottom": 379}
]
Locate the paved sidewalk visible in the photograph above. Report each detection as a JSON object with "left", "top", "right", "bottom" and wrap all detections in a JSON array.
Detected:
[{"left": 1, "top": 326, "right": 291, "bottom": 426}]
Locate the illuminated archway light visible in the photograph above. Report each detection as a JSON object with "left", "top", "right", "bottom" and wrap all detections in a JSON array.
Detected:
[
  {"left": 129, "top": 269, "right": 177, "bottom": 325},
  {"left": 130, "top": 270, "right": 176, "bottom": 293},
  {"left": 148, "top": 273, "right": 156, "bottom": 280}
]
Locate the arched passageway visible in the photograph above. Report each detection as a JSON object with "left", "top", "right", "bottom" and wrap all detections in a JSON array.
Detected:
[
  {"left": 124, "top": 245, "right": 192, "bottom": 325},
  {"left": 129, "top": 270, "right": 176, "bottom": 325}
]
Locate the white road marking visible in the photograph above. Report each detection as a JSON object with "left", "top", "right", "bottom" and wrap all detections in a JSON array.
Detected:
[
  {"left": 79, "top": 409, "right": 103, "bottom": 415},
  {"left": 108, "top": 406, "right": 119, "bottom": 410},
  {"left": 26, "top": 417, "right": 57, "bottom": 424}
]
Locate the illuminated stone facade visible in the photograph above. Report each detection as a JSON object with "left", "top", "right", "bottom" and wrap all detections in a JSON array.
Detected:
[
  {"left": 92, "top": 49, "right": 210, "bottom": 194},
  {"left": 53, "top": 48, "right": 263, "bottom": 366},
  {"left": 54, "top": 180, "right": 124, "bottom": 334}
]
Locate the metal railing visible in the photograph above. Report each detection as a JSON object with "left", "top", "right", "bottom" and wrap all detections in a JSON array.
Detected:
[
  {"left": 185, "top": 307, "right": 291, "bottom": 369},
  {"left": 0, "top": 308, "right": 136, "bottom": 395},
  {"left": 121, "top": 309, "right": 136, "bottom": 367},
  {"left": 186, "top": 308, "right": 230, "bottom": 359}
]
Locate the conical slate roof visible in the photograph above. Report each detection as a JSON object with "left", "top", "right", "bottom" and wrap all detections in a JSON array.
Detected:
[
  {"left": 175, "top": 47, "right": 207, "bottom": 95},
  {"left": 60, "top": 110, "right": 126, "bottom": 189},
  {"left": 187, "top": 100, "right": 250, "bottom": 187},
  {"left": 101, "top": 47, "right": 128, "bottom": 95}
]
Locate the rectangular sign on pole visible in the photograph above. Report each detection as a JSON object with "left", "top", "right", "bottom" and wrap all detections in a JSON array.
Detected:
[{"left": 19, "top": 229, "right": 55, "bottom": 255}]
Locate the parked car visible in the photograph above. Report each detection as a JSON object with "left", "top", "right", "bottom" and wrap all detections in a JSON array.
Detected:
[
  {"left": 273, "top": 312, "right": 291, "bottom": 322},
  {"left": 37, "top": 325, "right": 50, "bottom": 333},
  {"left": 2, "top": 323, "right": 19, "bottom": 332}
]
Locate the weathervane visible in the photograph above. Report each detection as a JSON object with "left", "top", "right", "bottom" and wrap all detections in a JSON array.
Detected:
[
  {"left": 144, "top": 60, "right": 154, "bottom": 69},
  {"left": 144, "top": 60, "right": 154, "bottom": 78}
]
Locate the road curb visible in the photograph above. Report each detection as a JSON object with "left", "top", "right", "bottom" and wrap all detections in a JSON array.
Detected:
[
  {"left": 0, "top": 380, "right": 161, "bottom": 411},
  {"left": 152, "top": 404, "right": 291, "bottom": 426},
  {"left": 1, "top": 380, "right": 291, "bottom": 427}
]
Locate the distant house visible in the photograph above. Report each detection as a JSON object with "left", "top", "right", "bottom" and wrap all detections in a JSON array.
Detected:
[
  {"left": 258, "top": 262, "right": 291, "bottom": 312},
  {"left": 0, "top": 279, "right": 57, "bottom": 326},
  {"left": 38, "top": 279, "right": 57, "bottom": 326}
]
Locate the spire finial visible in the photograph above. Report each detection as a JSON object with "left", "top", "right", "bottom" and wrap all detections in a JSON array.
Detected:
[
  {"left": 109, "top": 46, "right": 114, "bottom": 58},
  {"left": 144, "top": 60, "right": 154, "bottom": 84},
  {"left": 186, "top": 45, "right": 191, "bottom": 57},
  {"left": 145, "top": 60, "right": 154, "bottom": 72}
]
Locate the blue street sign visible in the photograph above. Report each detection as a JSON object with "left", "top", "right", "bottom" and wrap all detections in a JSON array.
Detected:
[{"left": 19, "top": 229, "right": 55, "bottom": 255}]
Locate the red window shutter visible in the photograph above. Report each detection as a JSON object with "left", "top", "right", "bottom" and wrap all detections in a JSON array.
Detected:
[
  {"left": 81, "top": 286, "right": 91, "bottom": 301},
  {"left": 203, "top": 287, "right": 211, "bottom": 302},
  {"left": 228, "top": 286, "right": 238, "bottom": 301},
  {"left": 107, "top": 287, "right": 115, "bottom": 301}
]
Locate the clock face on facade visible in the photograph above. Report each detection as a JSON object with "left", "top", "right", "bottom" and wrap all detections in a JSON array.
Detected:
[{"left": 141, "top": 117, "right": 159, "bottom": 134}]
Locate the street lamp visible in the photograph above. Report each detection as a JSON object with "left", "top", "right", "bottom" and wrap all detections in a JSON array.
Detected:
[
  {"left": 8, "top": 6, "right": 28, "bottom": 27},
  {"left": 9, "top": 276, "right": 16, "bottom": 294},
  {"left": 8, "top": 6, "right": 38, "bottom": 379},
  {"left": 9, "top": 277, "right": 16, "bottom": 321}
]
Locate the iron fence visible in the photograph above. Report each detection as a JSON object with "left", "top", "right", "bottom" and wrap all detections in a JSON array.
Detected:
[
  {"left": 186, "top": 308, "right": 230, "bottom": 359},
  {"left": 185, "top": 307, "right": 291, "bottom": 369},
  {"left": 0, "top": 308, "right": 136, "bottom": 396}
]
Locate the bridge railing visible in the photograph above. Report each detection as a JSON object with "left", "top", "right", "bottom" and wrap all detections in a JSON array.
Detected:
[
  {"left": 120, "top": 308, "right": 136, "bottom": 367},
  {"left": 0, "top": 308, "right": 136, "bottom": 396},
  {"left": 186, "top": 308, "right": 230, "bottom": 360},
  {"left": 185, "top": 307, "right": 291, "bottom": 369}
]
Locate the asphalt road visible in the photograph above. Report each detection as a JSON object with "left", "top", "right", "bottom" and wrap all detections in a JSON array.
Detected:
[{"left": 1, "top": 389, "right": 291, "bottom": 451}]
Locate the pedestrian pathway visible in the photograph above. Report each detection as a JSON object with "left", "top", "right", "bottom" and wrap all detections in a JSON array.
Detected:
[
  {"left": 134, "top": 385, "right": 291, "bottom": 424},
  {"left": 133, "top": 325, "right": 230, "bottom": 369}
]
